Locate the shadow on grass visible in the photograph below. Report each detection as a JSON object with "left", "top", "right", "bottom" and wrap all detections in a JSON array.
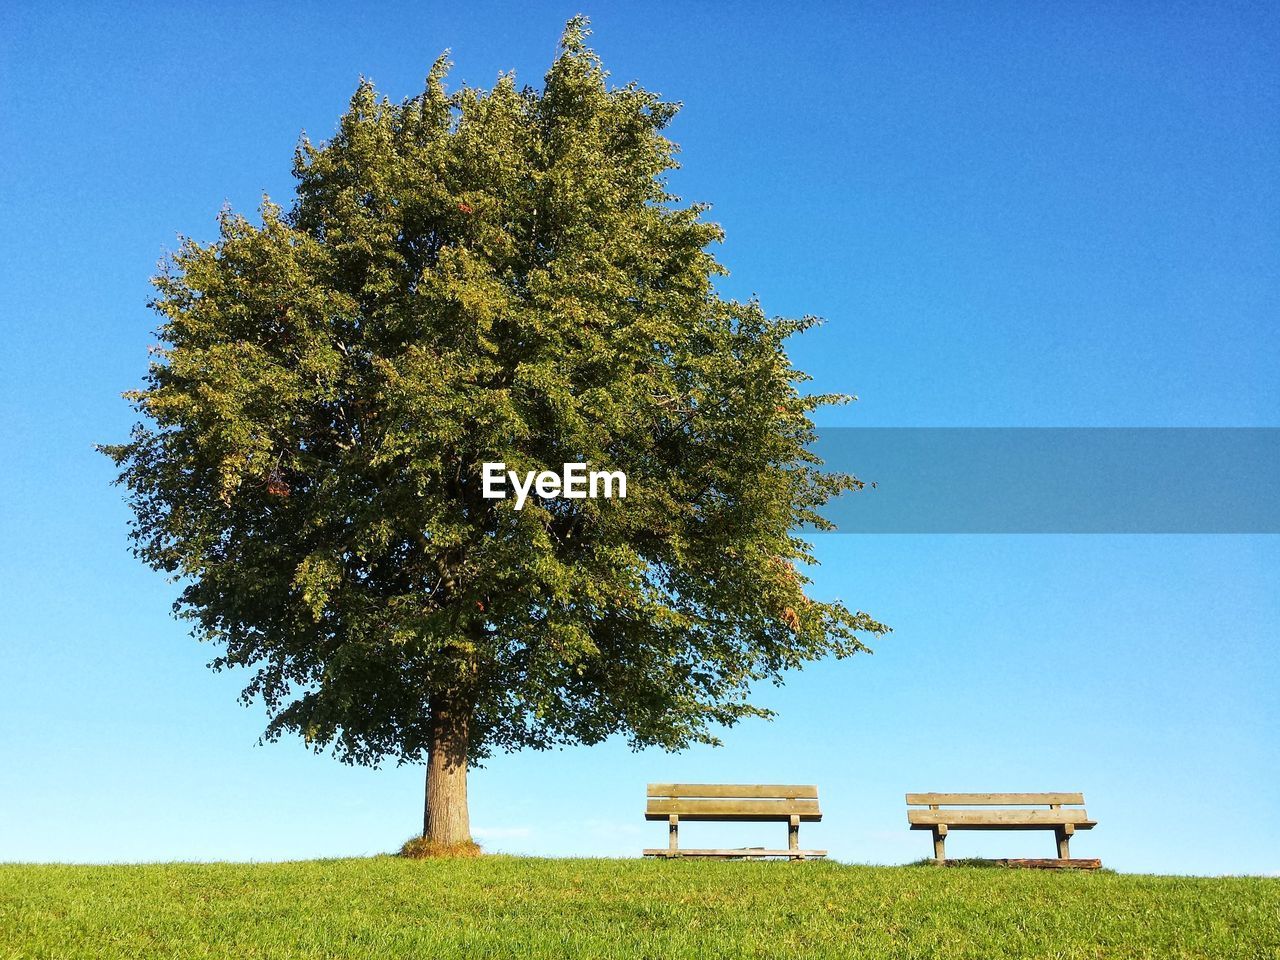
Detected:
[{"left": 905, "top": 857, "right": 1115, "bottom": 874}]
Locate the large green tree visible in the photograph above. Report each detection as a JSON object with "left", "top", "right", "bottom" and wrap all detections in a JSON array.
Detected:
[{"left": 103, "top": 19, "right": 886, "bottom": 845}]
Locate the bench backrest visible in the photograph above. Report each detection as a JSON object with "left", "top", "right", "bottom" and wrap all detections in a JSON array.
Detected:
[
  {"left": 646, "top": 784, "right": 822, "bottom": 822},
  {"left": 907, "top": 793, "right": 1084, "bottom": 806},
  {"left": 906, "top": 792, "right": 1091, "bottom": 826}
]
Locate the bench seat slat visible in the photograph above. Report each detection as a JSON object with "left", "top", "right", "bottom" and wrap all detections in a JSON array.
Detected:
[
  {"left": 647, "top": 783, "right": 818, "bottom": 799},
  {"left": 908, "top": 809, "right": 1096, "bottom": 829},
  {"left": 906, "top": 792, "right": 1084, "bottom": 806},
  {"left": 646, "top": 798, "right": 821, "bottom": 822}
]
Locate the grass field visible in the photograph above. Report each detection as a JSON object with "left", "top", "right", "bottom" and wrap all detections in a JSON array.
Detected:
[{"left": 2, "top": 857, "right": 1277, "bottom": 959}]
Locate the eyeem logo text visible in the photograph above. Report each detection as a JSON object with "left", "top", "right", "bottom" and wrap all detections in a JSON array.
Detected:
[{"left": 481, "top": 462, "right": 627, "bottom": 511}]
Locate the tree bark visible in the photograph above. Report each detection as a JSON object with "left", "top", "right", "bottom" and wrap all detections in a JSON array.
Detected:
[{"left": 422, "top": 696, "right": 471, "bottom": 844}]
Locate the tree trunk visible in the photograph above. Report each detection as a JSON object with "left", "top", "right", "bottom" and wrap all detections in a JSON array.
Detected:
[{"left": 422, "top": 697, "right": 471, "bottom": 844}]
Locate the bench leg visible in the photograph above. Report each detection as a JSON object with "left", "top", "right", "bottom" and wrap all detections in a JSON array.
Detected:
[
  {"left": 778, "top": 814, "right": 798, "bottom": 860},
  {"left": 668, "top": 815, "right": 679, "bottom": 857},
  {"left": 932, "top": 824, "right": 947, "bottom": 862},
  {"left": 1055, "top": 823, "right": 1074, "bottom": 859}
]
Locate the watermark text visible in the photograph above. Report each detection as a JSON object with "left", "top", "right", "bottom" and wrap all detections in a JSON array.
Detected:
[{"left": 481, "top": 462, "right": 627, "bottom": 510}]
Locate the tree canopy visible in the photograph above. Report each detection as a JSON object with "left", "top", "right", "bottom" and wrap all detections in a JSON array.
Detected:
[{"left": 102, "top": 17, "right": 887, "bottom": 842}]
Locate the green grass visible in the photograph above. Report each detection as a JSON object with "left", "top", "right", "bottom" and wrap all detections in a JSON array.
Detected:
[{"left": 2, "top": 857, "right": 1277, "bottom": 959}]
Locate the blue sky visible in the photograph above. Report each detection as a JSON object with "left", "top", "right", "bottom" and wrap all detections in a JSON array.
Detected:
[{"left": 1, "top": 1, "right": 1276, "bottom": 874}]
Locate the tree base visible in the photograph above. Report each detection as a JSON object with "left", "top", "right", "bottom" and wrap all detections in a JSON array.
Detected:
[{"left": 398, "top": 836, "right": 483, "bottom": 859}]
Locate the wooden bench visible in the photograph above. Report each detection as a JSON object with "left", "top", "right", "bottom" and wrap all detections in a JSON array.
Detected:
[
  {"left": 643, "top": 784, "right": 826, "bottom": 860},
  {"left": 907, "top": 792, "right": 1098, "bottom": 867}
]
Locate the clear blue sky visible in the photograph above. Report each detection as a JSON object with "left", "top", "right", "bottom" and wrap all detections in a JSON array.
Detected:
[{"left": 1, "top": 1, "right": 1276, "bottom": 875}]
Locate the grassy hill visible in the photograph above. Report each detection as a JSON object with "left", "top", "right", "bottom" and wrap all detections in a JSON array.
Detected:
[{"left": 2, "top": 857, "right": 1276, "bottom": 959}]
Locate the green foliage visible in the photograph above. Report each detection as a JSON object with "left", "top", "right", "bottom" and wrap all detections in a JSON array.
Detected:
[
  {"left": 101, "top": 17, "right": 887, "bottom": 768},
  {"left": 3, "top": 858, "right": 1276, "bottom": 959}
]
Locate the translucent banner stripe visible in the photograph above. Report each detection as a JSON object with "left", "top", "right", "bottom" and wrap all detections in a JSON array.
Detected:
[{"left": 810, "top": 428, "right": 1279, "bottom": 533}]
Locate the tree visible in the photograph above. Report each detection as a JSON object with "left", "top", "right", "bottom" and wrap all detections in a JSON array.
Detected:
[{"left": 102, "top": 18, "right": 887, "bottom": 846}]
